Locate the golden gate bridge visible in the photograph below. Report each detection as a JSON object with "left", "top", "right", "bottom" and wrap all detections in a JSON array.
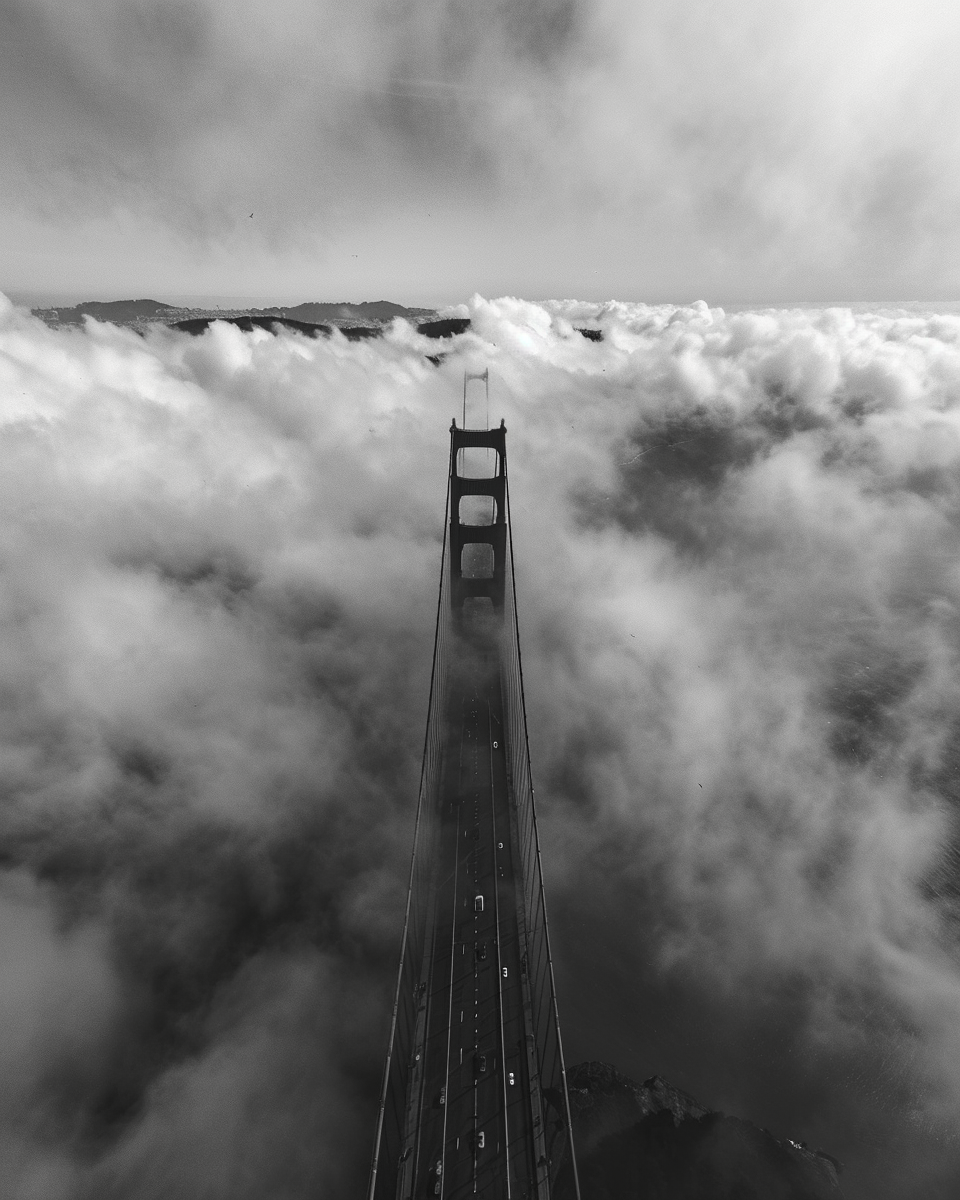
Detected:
[{"left": 367, "top": 396, "right": 581, "bottom": 1200}]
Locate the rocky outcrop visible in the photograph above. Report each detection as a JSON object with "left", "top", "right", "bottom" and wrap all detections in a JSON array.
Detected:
[
  {"left": 565, "top": 1062, "right": 843, "bottom": 1200},
  {"left": 566, "top": 1062, "right": 709, "bottom": 1156}
]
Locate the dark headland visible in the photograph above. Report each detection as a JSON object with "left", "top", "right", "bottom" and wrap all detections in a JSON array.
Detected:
[{"left": 565, "top": 1062, "right": 843, "bottom": 1199}]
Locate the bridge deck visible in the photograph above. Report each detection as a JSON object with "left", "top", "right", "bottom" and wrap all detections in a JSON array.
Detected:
[{"left": 402, "top": 638, "right": 546, "bottom": 1200}]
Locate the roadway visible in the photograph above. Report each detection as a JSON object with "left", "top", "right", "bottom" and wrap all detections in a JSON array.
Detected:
[{"left": 401, "top": 639, "right": 547, "bottom": 1200}]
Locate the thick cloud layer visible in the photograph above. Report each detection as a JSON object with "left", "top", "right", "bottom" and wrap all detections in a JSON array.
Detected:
[
  {"left": 4, "top": 1, "right": 960, "bottom": 298},
  {"left": 3, "top": 293, "right": 960, "bottom": 1197}
]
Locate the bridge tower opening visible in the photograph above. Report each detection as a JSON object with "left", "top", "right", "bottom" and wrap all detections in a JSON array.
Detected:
[
  {"left": 367, "top": 420, "right": 580, "bottom": 1200},
  {"left": 450, "top": 421, "right": 506, "bottom": 627}
]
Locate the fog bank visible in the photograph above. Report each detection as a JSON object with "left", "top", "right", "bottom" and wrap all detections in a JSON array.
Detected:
[{"left": 2, "top": 293, "right": 960, "bottom": 1197}]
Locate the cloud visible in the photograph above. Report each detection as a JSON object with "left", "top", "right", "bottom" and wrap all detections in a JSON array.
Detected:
[
  {"left": 0, "top": 0, "right": 585, "bottom": 246},
  {"left": 4, "top": 294, "right": 960, "bottom": 1195},
  {"left": 5, "top": 1, "right": 960, "bottom": 297},
  {"left": 0, "top": 295, "right": 450, "bottom": 1195},
  {"left": 0, "top": 871, "right": 119, "bottom": 1200},
  {"left": 88, "top": 953, "right": 383, "bottom": 1200}
]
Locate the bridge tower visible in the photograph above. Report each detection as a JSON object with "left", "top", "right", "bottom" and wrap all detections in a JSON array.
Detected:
[{"left": 368, "top": 420, "right": 580, "bottom": 1200}]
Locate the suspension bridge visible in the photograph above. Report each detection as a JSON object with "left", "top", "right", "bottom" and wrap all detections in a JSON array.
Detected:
[{"left": 367, "top": 398, "right": 581, "bottom": 1200}]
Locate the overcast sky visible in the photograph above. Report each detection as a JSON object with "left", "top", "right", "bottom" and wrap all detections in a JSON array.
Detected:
[{"left": 4, "top": 0, "right": 960, "bottom": 305}]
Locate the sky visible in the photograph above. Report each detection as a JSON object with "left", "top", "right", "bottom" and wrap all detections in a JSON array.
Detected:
[
  {"left": 4, "top": 0, "right": 960, "bottom": 305},
  {"left": 4, "top": 294, "right": 960, "bottom": 1198}
]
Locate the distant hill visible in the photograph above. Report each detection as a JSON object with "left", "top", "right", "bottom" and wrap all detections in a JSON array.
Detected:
[
  {"left": 260, "top": 300, "right": 436, "bottom": 324},
  {"left": 171, "top": 316, "right": 412, "bottom": 342},
  {"left": 172, "top": 315, "right": 332, "bottom": 338},
  {"left": 31, "top": 298, "right": 439, "bottom": 330},
  {"left": 28, "top": 302, "right": 606, "bottom": 349}
]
